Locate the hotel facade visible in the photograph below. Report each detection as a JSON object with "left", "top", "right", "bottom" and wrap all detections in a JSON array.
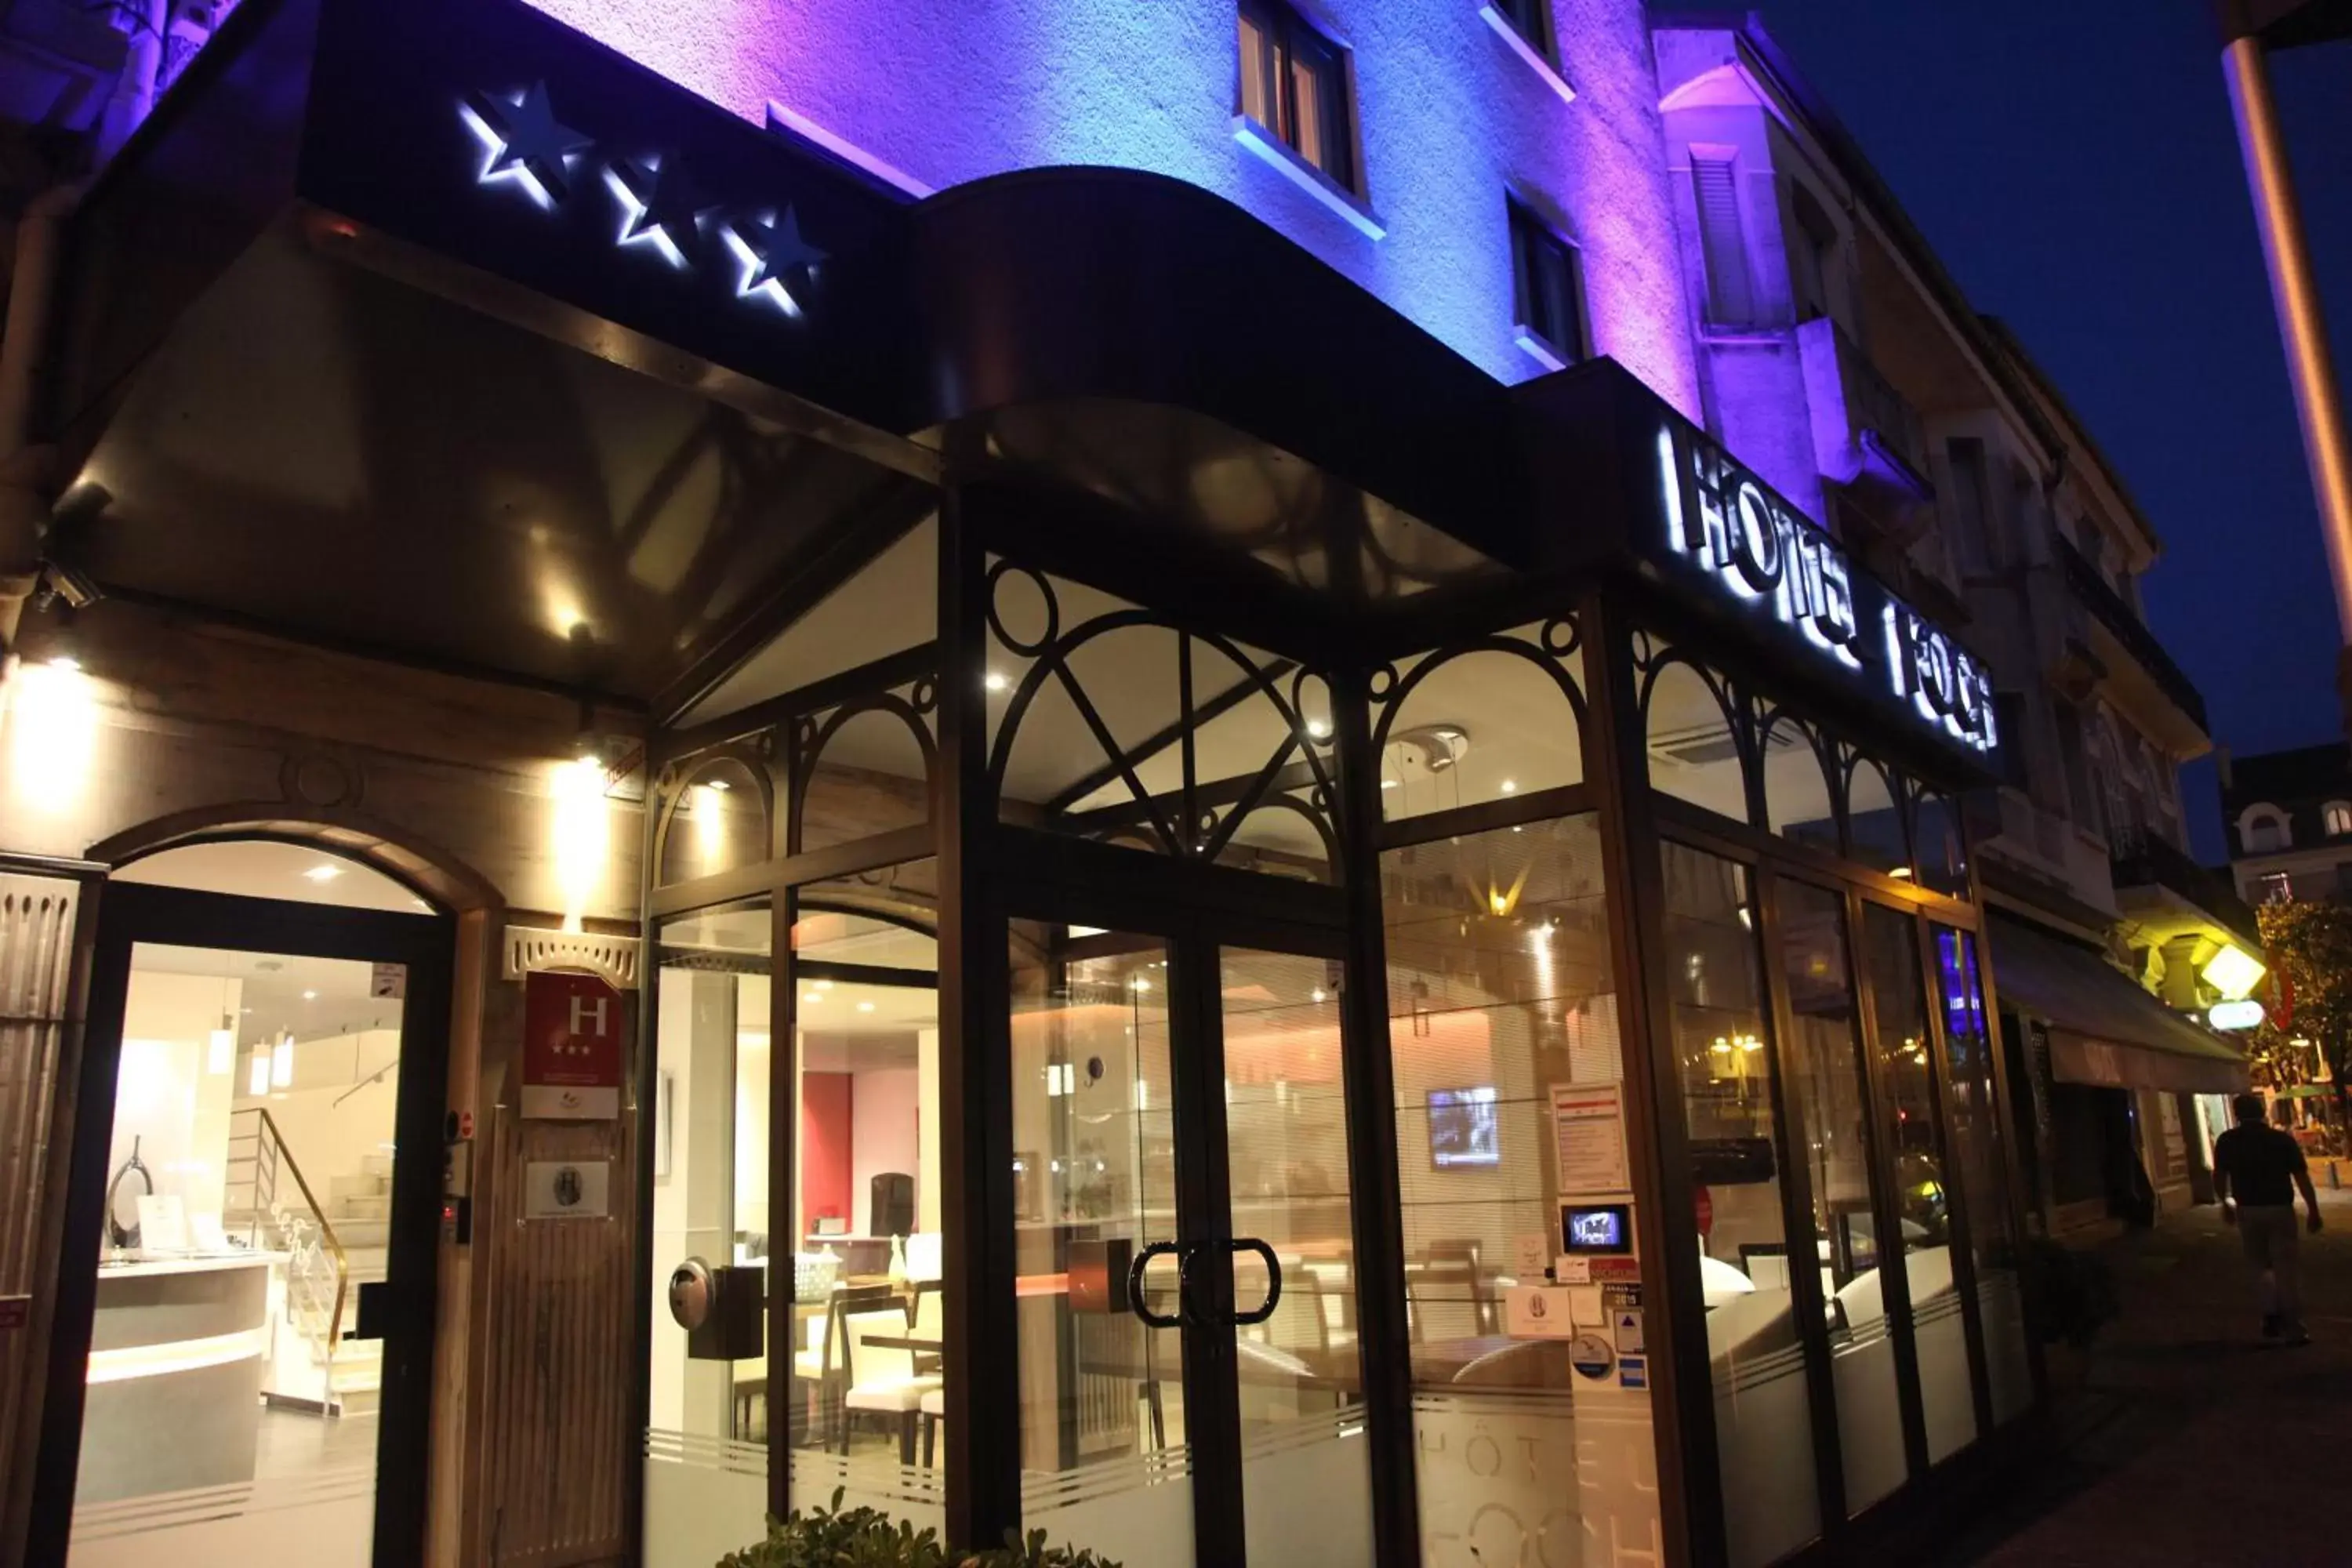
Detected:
[{"left": 0, "top": 2, "right": 2237, "bottom": 1566}]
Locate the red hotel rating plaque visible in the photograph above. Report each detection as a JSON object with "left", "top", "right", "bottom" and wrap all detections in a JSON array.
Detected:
[{"left": 521, "top": 970, "right": 623, "bottom": 1120}]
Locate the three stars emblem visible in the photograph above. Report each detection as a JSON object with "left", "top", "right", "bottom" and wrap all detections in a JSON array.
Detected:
[{"left": 459, "top": 83, "right": 826, "bottom": 318}]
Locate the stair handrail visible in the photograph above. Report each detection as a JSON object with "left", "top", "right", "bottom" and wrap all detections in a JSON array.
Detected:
[{"left": 239, "top": 1105, "right": 350, "bottom": 1356}]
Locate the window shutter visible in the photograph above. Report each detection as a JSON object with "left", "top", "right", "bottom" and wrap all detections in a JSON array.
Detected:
[{"left": 1691, "top": 153, "right": 1755, "bottom": 328}]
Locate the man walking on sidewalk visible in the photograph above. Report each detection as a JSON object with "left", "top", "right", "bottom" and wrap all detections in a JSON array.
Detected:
[{"left": 2213, "top": 1092, "right": 2324, "bottom": 1345}]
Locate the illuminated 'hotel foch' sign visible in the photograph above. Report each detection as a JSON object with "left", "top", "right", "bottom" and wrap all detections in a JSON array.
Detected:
[{"left": 1657, "top": 426, "right": 1997, "bottom": 756}]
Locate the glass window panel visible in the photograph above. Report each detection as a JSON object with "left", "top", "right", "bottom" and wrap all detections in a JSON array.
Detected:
[
  {"left": 74, "top": 941, "right": 403, "bottom": 1562},
  {"left": 1776, "top": 880, "right": 1906, "bottom": 1514},
  {"left": 1290, "top": 55, "right": 1325, "bottom": 169},
  {"left": 1936, "top": 928, "right": 2031, "bottom": 1426},
  {"left": 783, "top": 866, "right": 946, "bottom": 1528},
  {"left": 1759, "top": 717, "right": 1837, "bottom": 857},
  {"left": 991, "top": 564, "right": 1335, "bottom": 876},
  {"left": 1239, "top": 13, "right": 1273, "bottom": 127},
  {"left": 1646, "top": 655, "right": 1751, "bottom": 824},
  {"left": 1009, "top": 928, "right": 1194, "bottom": 1565},
  {"left": 1862, "top": 904, "right": 1974, "bottom": 1463},
  {"left": 675, "top": 520, "right": 938, "bottom": 729},
  {"left": 1377, "top": 628, "right": 1584, "bottom": 822},
  {"left": 659, "top": 758, "right": 771, "bottom": 887},
  {"left": 1381, "top": 816, "right": 1664, "bottom": 1564},
  {"left": 646, "top": 899, "right": 773, "bottom": 1568},
  {"left": 1913, "top": 791, "right": 1967, "bottom": 898},
  {"left": 1845, "top": 760, "right": 1908, "bottom": 878},
  {"left": 797, "top": 698, "right": 932, "bottom": 855},
  {"left": 1661, "top": 846, "right": 1820, "bottom": 1567},
  {"left": 1221, "top": 949, "right": 1375, "bottom": 1566}
]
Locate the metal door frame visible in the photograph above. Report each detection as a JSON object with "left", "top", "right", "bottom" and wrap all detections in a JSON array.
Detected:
[
  {"left": 27, "top": 880, "right": 455, "bottom": 1568},
  {"left": 998, "top": 863, "right": 1378, "bottom": 1568}
]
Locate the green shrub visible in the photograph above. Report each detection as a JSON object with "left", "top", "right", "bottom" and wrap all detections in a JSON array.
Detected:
[{"left": 718, "top": 1492, "right": 1120, "bottom": 1568}]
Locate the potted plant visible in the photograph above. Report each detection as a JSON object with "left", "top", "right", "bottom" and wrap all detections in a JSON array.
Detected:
[{"left": 719, "top": 1492, "right": 1120, "bottom": 1568}]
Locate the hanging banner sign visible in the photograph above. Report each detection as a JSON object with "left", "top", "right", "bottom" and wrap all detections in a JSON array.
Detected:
[{"left": 521, "top": 970, "right": 624, "bottom": 1120}]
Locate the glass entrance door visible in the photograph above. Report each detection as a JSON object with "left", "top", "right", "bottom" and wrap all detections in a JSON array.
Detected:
[
  {"left": 1216, "top": 948, "right": 1374, "bottom": 1566},
  {"left": 1012, "top": 927, "right": 1374, "bottom": 1567}
]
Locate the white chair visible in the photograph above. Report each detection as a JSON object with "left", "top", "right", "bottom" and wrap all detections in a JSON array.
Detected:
[
  {"left": 795, "top": 1283, "right": 896, "bottom": 1450},
  {"left": 919, "top": 1385, "right": 946, "bottom": 1467},
  {"left": 842, "top": 1282, "right": 942, "bottom": 1465}
]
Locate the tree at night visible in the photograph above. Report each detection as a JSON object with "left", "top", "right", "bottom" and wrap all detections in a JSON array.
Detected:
[{"left": 2255, "top": 899, "right": 2352, "bottom": 1116}]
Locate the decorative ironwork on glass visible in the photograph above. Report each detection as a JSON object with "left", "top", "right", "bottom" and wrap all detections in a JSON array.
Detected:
[
  {"left": 1840, "top": 749, "right": 1912, "bottom": 879},
  {"left": 986, "top": 562, "right": 1339, "bottom": 880},
  {"left": 1367, "top": 619, "right": 1584, "bottom": 821},
  {"left": 790, "top": 678, "right": 938, "bottom": 856},
  {"left": 1756, "top": 707, "right": 1838, "bottom": 855},
  {"left": 1635, "top": 633, "right": 1755, "bottom": 826},
  {"left": 655, "top": 749, "right": 778, "bottom": 887}
]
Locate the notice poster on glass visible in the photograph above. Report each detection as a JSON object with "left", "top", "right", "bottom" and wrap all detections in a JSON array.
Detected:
[{"left": 1550, "top": 1082, "right": 1629, "bottom": 1196}]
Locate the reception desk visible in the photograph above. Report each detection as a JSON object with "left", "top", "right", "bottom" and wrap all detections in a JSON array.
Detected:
[{"left": 78, "top": 1253, "right": 276, "bottom": 1504}]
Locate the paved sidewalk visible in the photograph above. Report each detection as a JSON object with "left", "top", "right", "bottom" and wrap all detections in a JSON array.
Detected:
[{"left": 1940, "top": 1186, "right": 2352, "bottom": 1566}]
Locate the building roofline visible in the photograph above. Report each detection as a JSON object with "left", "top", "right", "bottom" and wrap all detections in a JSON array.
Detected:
[
  {"left": 1684, "top": 15, "right": 2067, "bottom": 470},
  {"left": 1977, "top": 314, "right": 2165, "bottom": 560}
]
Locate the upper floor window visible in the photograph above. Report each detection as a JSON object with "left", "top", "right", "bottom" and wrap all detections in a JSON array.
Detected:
[
  {"left": 1690, "top": 147, "right": 1759, "bottom": 328},
  {"left": 2325, "top": 801, "right": 2352, "bottom": 837},
  {"left": 1239, "top": 0, "right": 1355, "bottom": 191},
  {"left": 2242, "top": 808, "right": 2290, "bottom": 854},
  {"left": 1788, "top": 180, "right": 1838, "bottom": 325},
  {"left": 1508, "top": 197, "right": 1585, "bottom": 370},
  {"left": 1946, "top": 437, "right": 1994, "bottom": 575},
  {"left": 1486, "top": 0, "right": 1552, "bottom": 56}
]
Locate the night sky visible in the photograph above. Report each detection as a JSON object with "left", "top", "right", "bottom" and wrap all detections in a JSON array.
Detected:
[{"left": 1746, "top": 1, "right": 2352, "bottom": 861}]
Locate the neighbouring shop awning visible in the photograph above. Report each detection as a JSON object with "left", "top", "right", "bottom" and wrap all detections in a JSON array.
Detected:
[{"left": 1991, "top": 914, "right": 2249, "bottom": 1095}]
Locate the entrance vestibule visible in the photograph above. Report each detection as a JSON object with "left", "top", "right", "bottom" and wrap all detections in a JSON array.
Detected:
[{"left": 38, "top": 842, "right": 454, "bottom": 1568}]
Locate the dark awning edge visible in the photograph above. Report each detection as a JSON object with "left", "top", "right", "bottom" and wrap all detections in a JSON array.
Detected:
[{"left": 1991, "top": 913, "right": 2249, "bottom": 1097}]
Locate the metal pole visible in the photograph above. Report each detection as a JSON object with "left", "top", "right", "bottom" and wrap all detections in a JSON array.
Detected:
[{"left": 2223, "top": 36, "right": 2352, "bottom": 655}]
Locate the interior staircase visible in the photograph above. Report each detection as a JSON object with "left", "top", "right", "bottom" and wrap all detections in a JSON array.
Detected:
[
  {"left": 321, "top": 1156, "right": 390, "bottom": 1414},
  {"left": 224, "top": 1109, "right": 389, "bottom": 1418}
]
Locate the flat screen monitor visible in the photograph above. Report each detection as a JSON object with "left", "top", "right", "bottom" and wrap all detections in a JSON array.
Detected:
[
  {"left": 1563, "top": 1203, "right": 1632, "bottom": 1254},
  {"left": 1427, "top": 1086, "right": 1500, "bottom": 1168}
]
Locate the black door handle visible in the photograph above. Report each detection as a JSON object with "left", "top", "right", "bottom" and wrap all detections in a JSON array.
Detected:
[
  {"left": 1230, "top": 1238, "right": 1283, "bottom": 1326},
  {"left": 1129, "top": 1241, "right": 1185, "bottom": 1329}
]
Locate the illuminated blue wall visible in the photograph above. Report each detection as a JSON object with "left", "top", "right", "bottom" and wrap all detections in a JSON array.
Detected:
[{"left": 523, "top": 0, "right": 1702, "bottom": 416}]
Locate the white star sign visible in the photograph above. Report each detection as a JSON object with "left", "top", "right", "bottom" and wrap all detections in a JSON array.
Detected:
[
  {"left": 458, "top": 82, "right": 591, "bottom": 209},
  {"left": 720, "top": 207, "right": 826, "bottom": 316}
]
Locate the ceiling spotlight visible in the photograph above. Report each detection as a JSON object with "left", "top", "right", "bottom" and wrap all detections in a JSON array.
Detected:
[
  {"left": 856, "top": 1001, "right": 876, "bottom": 1014},
  {"left": 985, "top": 671, "right": 1009, "bottom": 692},
  {"left": 303, "top": 864, "right": 343, "bottom": 883},
  {"left": 706, "top": 778, "right": 730, "bottom": 792},
  {"left": 46, "top": 655, "right": 81, "bottom": 674},
  {"left": 1305, "top": 717, "right": 1333, "bottom": 739},
  {"left": 1500, "top": 779, "right": 1519, "bottom": 795},
  {"left": 302, "top": 989, "right": 318, "bottom": 1000}
]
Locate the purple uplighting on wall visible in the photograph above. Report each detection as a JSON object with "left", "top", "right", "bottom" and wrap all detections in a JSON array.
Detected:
[{"left": 518, "top": 0, "right": 1700, "bottom": 415}]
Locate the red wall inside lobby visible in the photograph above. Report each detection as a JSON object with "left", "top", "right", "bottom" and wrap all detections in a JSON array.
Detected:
[{"left": 802, "top": 1072, "right": 853, "bottom": 1225}]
